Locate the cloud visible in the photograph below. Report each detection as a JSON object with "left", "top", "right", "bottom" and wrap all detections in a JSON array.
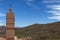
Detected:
[
  {"left": 0, "top": 20, "right": 3, "bottom": 26},
  {"left": 43, "top": 0, "right": 60, "bottom": 3},
  {"left": 51, "top": 5, "right": 60, "bottom": 10},
  {"left": 43, "top": 0, "right": 60, "bottom": 21},
  {"left": 46, "top": 5, "right": 60, "bottom": 13},
  {"left": 47, "top": 5, "right": 60, "bottom": 10},
  {"left": 0, "top": 13, "right": 6, "bottom": 17},
  {"left": 26, "top": 2, "right": 32, "bottom": 6},
  {"left": 26, "top": 0, "right": 36, "bottom": 6},
  {"left": 47, "top": 6, "right": 60, "bottom": 20},
  {"left": 47, "top": 5, "right": 60, "bottom": 20},
  {"left": 26, "top": 0, "right": 35, "bottom": 2},
  {"left": 48, "top": 10, "right": 60, "bottom": 15},
  {"left": 0, "top": 23, "right": 3, "bottom": 26},
  {"left": 26, "top": 0, "right": 40, "bottom": 10},
  {"left": 48, "top": 16, "right": 60, "bottom": 21}
]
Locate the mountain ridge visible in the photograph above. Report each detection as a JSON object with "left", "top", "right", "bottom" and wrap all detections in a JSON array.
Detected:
[{"left": 0, "top": 21, "right": 60, "bottom": 40}]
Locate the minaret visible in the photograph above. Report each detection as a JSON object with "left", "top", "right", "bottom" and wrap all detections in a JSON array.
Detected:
[{"left": 6, "top": 7, "right": 15, "bottom": 40}]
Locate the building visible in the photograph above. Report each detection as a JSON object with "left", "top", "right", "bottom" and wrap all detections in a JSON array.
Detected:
[
  {"left": 0, "top": 7, "right": 32, "bottom": 40},
  {"left": 6, "top": 7, "right": 15, "bottom": 40}
]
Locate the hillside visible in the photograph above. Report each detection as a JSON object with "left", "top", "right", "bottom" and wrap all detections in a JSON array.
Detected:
[
  {"left": 0, "top": 26, "right": 5, "bottom": 35},
  {"left": 15, "top": 22, "right": 60, "bottom": 40},
  {"left": 0, "top": 22, "right": 60, "bottom": 40}
]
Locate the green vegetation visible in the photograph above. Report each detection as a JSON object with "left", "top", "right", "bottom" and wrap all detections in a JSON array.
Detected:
[
  {"left": 15, "top": 22, "right": 60, "bottom": 40},
  {"left": 0, "top": 32, "right": 5, "bottom": 35},
  {"left": 1, "top": 22, "right": 60, "bottom": 40}
]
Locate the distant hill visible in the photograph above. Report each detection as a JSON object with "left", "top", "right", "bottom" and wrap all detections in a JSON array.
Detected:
[
  {"left": 0, "top": 22, "right": 60, "bottom": 40},
  {"left": 0, "top": 26, "right": 5, "bottom": 32},
  {"left": 0, "top": 26, "right": 6, "bottom": 35},
  {"left": 15, "top": 22, "right": 60, "bottom": 40}
]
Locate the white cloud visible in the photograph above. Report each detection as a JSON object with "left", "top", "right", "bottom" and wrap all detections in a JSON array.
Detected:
[
  {"left": 0, "top": 23, "right": 3, "bottom": 26},
  {"left": 0, "top": 13, "right": 6, "bottom": 17},
  {"left": 26, "top": 0, "right": 32, "bottom": 6},
  {"left": 0, "top": 20, "right": 3, "bottom": 26},
  {"left": 48, "top": 16, "right": 60, "bottom": 21},
  {"left": 26, "top": 0, "right": 40, "bottom": 10},
  {"left": 27, "top": 0, "right": 35, "bottom": 2},
  {"left": 52, "top": 7, "right": 60, "bottom": 10},
  {"left": 47, "top": 5, "right": 60, "bottom": 8},
  {"left": 47, "top": 8, "right": 60, "bottom": 20},
  {"left": 43, "top": 0, "right": 60, "bottom": 3},
  {"left": 26, "top": 0, "right": 35, "bottom": 6},
  {"left": 48, "top": 11, "right": 60, "bottom": 15},
  {"left": 26, "top": 2, "right": 32, "bottom": 6},
  {"left": 44, "top": 0, "right": 60, "bottom": 21},
  {"left": 47, "top": 7, "right": 60, "bottom": 20}
]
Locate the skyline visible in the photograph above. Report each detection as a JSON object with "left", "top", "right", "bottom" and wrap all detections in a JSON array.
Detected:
[{"left": 0, "top": 0, "right": 60, "bottom": 27}]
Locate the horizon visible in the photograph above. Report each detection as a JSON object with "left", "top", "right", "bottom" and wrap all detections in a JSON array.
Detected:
[
  {"left": 0, "top": 21, "right": 60, "bottom": 27},
  {"left": 0, "top": 0, "right": 60, "bottom": 27}
]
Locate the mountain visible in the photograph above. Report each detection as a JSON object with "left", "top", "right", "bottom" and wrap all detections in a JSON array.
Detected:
[
  {"left": 15, "top": 22, "right": 60, "bottom": 40},
  {"left": 0, "top": 22, "right": 60, "bottom": 40},
  {"left": 0, "top": 26, "right": 5, "bottom": 32},
  {"left": 0, "top": 26, "right": 6, "bottom": 35}
]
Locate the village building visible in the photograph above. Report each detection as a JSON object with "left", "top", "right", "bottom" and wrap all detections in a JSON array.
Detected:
[{"left": 0, "top": 6, "right": 32, "bottom": 40}]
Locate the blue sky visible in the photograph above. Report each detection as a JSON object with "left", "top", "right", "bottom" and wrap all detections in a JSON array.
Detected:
[{"left": 0, "top": 0, "right": 60, "bottom": 27}]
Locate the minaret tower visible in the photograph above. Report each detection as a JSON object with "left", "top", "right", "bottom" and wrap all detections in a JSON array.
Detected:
[{"left": 6, "top": 6, "right": 15, "bottom": 40}]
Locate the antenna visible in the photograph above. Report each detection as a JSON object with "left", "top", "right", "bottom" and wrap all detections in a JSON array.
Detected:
[
  {"left": 9, "top": 1, "right": 12, "bottom": 13},
  {"left": 8, "top": 0, "right": 13, "bottom": 13},
  {"left": 10, "top": 0, "right": 12, "bottom": 8},
  {"left": 9, "top": 0, "right": 13, "bottom": 8}
]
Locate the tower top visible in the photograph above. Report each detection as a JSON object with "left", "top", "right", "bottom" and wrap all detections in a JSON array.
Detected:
[
  {"left": 9, "top": 7, "right": 12, "bottom": 13},
  {"left": 8, "top": 4, "right": 12, "bottom": 13}
]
